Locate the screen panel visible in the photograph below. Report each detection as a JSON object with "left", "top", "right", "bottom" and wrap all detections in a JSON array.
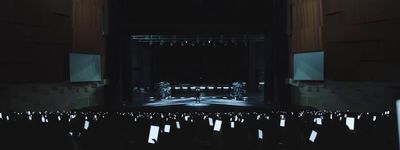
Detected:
[
  {"left": 293, "top": 51, "right": 324, "bottom": 81},
  {"left": 69, "top": 53, "right": 101, "bottom": 82}
]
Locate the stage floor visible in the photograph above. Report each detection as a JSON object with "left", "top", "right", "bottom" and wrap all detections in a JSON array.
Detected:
[{"left": 143, "top": 96, "right": 258, "bottom": 107}]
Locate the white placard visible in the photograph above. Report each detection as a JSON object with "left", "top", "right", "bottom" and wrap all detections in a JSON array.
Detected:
[
  {"left": 230, "top": 122, "right": 235, "bottom": 128},
  {"left": 176, "top": 121, "right": 181, "bottom": 129},
  {"left": 280, "top": 119, "right": 285, "bottom": 127},
  {"left": 373, "top": 116, "right": 376, "bottom": 121},
  {"left": 185, "top": 116, "right": 189, "bottom": 121},
  {"left": 58, "top": 116, "right": 61, "bottom": 121},
  {"left": 346, "top": 117, "right": 355, "bottom": 130},
  {"left": 258, "top": 129, "right": 263, "bottom": 139},
  {"left": 396, "top": 99, "right": 400, "bottom": 150},
  {"left": 148, "top": 125, "right": 160, "bottom": 144},
  {"left": 29, "top": 115, "right": 32, "bottom": 120},
  {"left": 84, "top": 121, "right": 90, "bottom": 130},
  {"left": 309, "top": 130, "right": 318, "bottom": 142},
  {"left": 41, "top": 116, "right": 45, "bottom": 123},
  {"left": 164, "top": 125, "right": 171, "bottom": 133},
  {"left": 316, "top": 118, "right": 322, "bottom": 125},
  {"left": 209, "top": 118, "right": 214, "bottom": 126},
  {"left": 213, "top": 120, "right": 222, "bottom": 132}
]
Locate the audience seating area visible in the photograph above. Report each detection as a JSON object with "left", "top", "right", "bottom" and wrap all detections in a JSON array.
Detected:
[{"left": 0, "top": 110, "right": 396, "bottom": 150}]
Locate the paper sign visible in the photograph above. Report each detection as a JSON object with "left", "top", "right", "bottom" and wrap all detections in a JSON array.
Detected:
[
  {"left": 176, "top": 121, "right": 181, "bottom": 129},
  {"left": 346, "top": 117, "right": 355, "bottom": 130},
  {"left": 148, "top": 125, "right": 160, "bottom": 144},
  {"left": 309, "top": 130, "right": 317, "bottom": 142},
  {"left": 280, "top": 119, "right": 285, "bottom": 127},
  {"left": 213, "top": 120, "right": 222, "bottom": 132},
  {"left": 84, "top": 121, "right": 90, "bottom": 130},
  {"left": 209, "top": 118, "right": 214, "bottom": 126},
  {"left": 258, "top": 129, "right": 263, "bottom": 139},
  {"left": 164, "top": 125, "right": 171, "bottom": 133}
]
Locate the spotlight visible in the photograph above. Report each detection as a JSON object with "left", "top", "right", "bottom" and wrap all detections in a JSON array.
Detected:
[{"left": 208, "top": 40, "right": 211, "bottom": 44}]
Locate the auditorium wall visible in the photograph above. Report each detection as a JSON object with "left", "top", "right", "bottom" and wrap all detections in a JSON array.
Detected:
[
  {"left": 0, "top": 0, "right": 106, "bottom": 111},
  {"left": 290, "top": 0, "right": 400, "bottom": 111}
]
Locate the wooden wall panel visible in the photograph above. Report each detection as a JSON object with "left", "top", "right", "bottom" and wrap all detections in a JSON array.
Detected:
[
  {"left": 290, "top": 0, "right": 323, "bottom": 52},
  {"left": 72, "top": 0, "right": 105, "bottom": 53}
]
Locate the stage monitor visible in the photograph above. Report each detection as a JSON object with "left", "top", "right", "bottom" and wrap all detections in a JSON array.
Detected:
[
  {"left": 69, "top": 53, "right": 101, "bottom": 82},
  {"left": 293, "top": 51, "right": 324, "bottom": 81}
]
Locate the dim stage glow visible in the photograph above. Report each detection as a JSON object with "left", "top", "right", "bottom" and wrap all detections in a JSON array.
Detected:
[{"left": 143, "top": 96, "right": 253, "bottom": 107}]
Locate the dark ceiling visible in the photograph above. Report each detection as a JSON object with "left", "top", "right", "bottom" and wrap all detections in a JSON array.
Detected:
[{"left": 109, "top": 0, "right": 275, "bottom": 34}]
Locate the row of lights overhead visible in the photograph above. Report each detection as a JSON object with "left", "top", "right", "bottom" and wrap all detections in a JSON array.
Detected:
[
  {"left": 150, "top": 39, "right": 248, "bottom": 47},
  {"left": 131, "top": 34, "right": 265, "bottom": 47}
]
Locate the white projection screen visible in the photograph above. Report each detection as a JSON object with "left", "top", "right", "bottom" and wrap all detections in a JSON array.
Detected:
[
  {"left": 293, "top": 51, "right": 324, "bottom": 81},
  {"left": 69, "top": 53, "right": 101, "bottom": 82}
]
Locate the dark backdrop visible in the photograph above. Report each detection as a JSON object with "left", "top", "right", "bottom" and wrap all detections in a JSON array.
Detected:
[{"left": 150, "top": 44, "right": 249, "bottom": 84}]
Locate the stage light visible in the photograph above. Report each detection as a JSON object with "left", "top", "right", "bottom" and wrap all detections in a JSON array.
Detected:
[
  {"left": 217, "top": 87, "right": 222, "bottom": 89},
  {"left": 190, "top": 86, "right": 196, "bottom": 90},
  {"left": 208, "top": 87, "right": 214, "bottom": 90},
  {"left": 208, "top": 40, "right": 211, "bottom": 44},
  {"left": 174, "top": 87, "right": 181, "bottom": 90},
  {"left": 259, "top": 82, "right": 265, "bottom": 85},
  {"left": 200, "top": 86, "right": 206, "bottom": 90},
  {"left": 223, "top": 87, "right": 229, "bottom": 90},
  {"left": 182, "top": 87, "right": 188, "bottom": 90}
]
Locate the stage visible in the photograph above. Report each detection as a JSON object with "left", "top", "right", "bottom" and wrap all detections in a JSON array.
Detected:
[{"left": 143, "top": 96, "right": 258, "bottom": 107}]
